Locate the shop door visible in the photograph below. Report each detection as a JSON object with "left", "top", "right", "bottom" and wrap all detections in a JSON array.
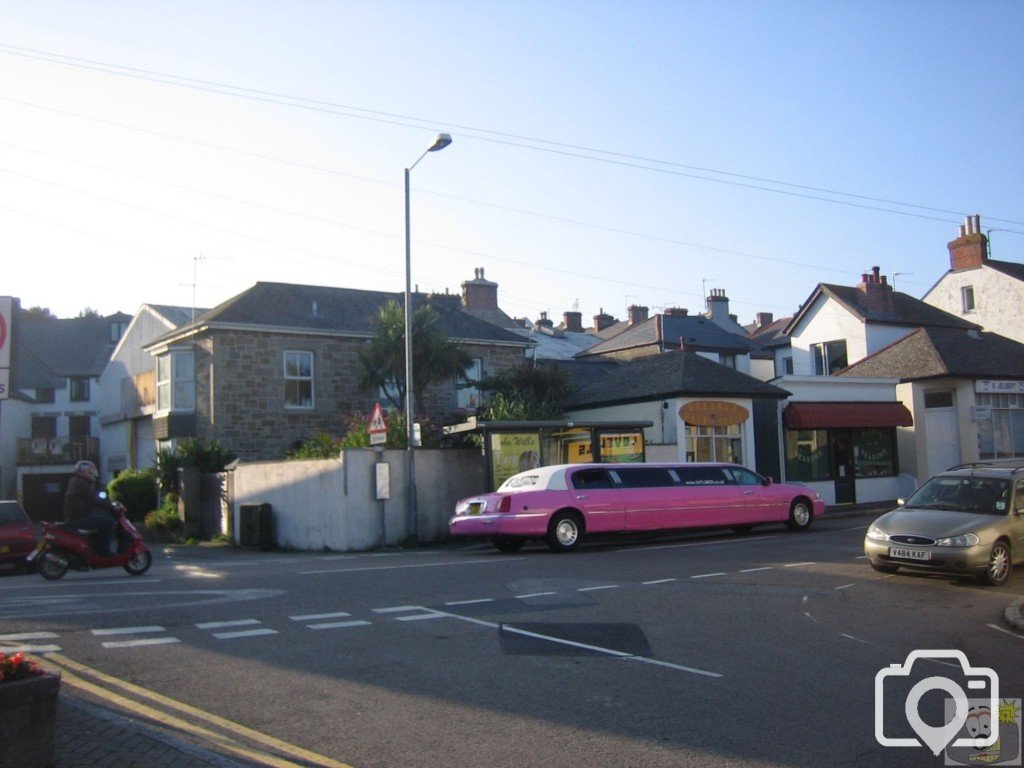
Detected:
[{"left": 831, "top": 430, "right": 856, "bottom": 505}]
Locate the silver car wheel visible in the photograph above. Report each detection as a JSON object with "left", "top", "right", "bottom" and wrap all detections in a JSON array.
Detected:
[
  {"left": 786, "top": 500, "right": 813, "bottom": 532},
  {"left": 983, "top": 542, "right": 1011, "bottom": 586},
  {"left": 547, "top": 512, "right": 582, "bottom": 552}
]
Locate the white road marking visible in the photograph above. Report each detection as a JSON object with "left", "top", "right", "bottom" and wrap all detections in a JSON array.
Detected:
[
  {"left": 578, "top": 585, "right": 619, "bottom": 592},
  {"left": 739, "top": 567, "right": 774, "bottom": 573},
  {"left": 691, "top": 572, "right": 726, "bottom": 579},
  {"left": 0, "top": 631, "right": 59, "bottom": 641},
  {"left": 444, "top": 598, "right": 494, "bottom": 606},
  {"left": 834, "top": 583, "right": 855, "bottom": 591},
  {"left": 620, "top": 535, "right": 779, "bottom": 553},
  {"left": 841, "top": 633, "right": 870, "bottom": 644},
  {"left": 212, "top": 628, "right": 278, "bottom": 640},
  {"left": 428, "top": 607, "right": 722, "bottom": 678},
  {"left": 642, "top": 578, "right": 676, "bottom": 585},
  {"left": 290, "top": 612, "right": 352, "bottom": 622},
  {"left": 196, "top": 619, "right": 261, "bottom": 630},
  {"left": 102, "top": 637, "right": 181, "bottom": 649},
  {"left": 92, "top": 626, "right": 165, "bottom": 636},
  {"left": 988, "top": 623, "right": 1024, "bottom": 640},
  {"left": 784, "top": 562, "right": 816, "bottom": 568},
  {"left": 373, "top": 605, "right": 422, "bottom": 614},
  {"left": 301, "top": 559, "right": 524, "bottom": 575},
  {"left": 515, "top": 592, "right": 557, "bottom": 599},
  {"left": 308, "top": 620, "right": 371, "bottom": 630}
]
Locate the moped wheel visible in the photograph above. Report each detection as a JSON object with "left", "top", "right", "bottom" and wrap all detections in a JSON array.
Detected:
[
  {"left": 38, "top": 552, "right": 69, "bottom": 581},
  {"left": 124, "top": 550, "right": 152, "bottom": 576}
]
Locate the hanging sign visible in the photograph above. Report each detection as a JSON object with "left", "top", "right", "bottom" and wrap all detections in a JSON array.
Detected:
[{"left": 679, "top": 400, "right": 749, "bottom": 427}]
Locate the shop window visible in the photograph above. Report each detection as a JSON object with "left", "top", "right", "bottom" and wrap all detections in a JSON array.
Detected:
[
  {"left": 685, "top": 424, "right": 742, "bottom": 464},
  {"left": 785, "top": 430, "right": 830, "bottom": 481},
  {"left": 852, "top": 428, "right": 896, "bottom": 477}
]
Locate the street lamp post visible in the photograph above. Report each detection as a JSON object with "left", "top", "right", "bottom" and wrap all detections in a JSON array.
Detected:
[{"left": 404, "top": 132, "right": 452, "bottom": 543}]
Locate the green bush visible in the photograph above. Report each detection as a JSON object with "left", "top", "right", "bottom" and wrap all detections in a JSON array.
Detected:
[
  {"left": 287, "top": 433, "right": 343, "bottom": 459},
  {"left": 107, "top": 468, "right": 159, "bottom": 522},
  {"left": 144, "top": 497, "right": 183, "bottom": 538}
]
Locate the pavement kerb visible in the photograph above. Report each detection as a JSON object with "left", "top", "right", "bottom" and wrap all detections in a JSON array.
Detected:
[{"left": 1005, "top": 600, "right": 1024, "bottom": 633}]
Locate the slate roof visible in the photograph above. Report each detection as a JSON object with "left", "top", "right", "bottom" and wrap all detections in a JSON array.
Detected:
[
  {"left": 577, "top": 314, "right": 753, "bottom": 359},
  {"left": 785, "top": 284, "right": 979, "bottom": 333},
  {"left": 984, "top": 258, "right": 1024, "bottom": 282},
  {"left": 839, "top": 327, "right": 1024, "bottom": 381},
  {"left": 154, "top": 282, "right": 527, "bottom": 346},
  {"left": 14, "top": 311, "right": 131, "bottom": 382},
  {"left": 563, "top": 350, "right": 790, "bottom": 409}
]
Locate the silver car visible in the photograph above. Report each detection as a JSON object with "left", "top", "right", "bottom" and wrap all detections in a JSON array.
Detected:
[{"left": 864, "top": 463, "right": 1024, "bottom": 586}]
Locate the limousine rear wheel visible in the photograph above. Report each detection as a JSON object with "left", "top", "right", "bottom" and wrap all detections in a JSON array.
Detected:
[
  {"left": 547, "top": 511, "right": 582, "bottom": 552},
  {"left": 785, "top": 500, "right": 813, "bottom": 532}
]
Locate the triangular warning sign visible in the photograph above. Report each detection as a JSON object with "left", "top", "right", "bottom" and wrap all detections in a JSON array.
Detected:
[{"left": 368, "top": 403, "right": 387, "bottom": 433}]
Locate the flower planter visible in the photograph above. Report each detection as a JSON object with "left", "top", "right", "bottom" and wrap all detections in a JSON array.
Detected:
[{"left": 0, "top": 671, "right": 61, "bottom": 768}]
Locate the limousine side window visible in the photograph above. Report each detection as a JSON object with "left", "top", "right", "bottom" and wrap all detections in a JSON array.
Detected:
[
  {"left": 722, "top": 467, "right": 764, "bottom": 486},
  {"left": 678, "top": 467, "right": 728, "bottom": 486},
  {"left": 612, "top": 467, "right": 678, "bottom": 488},
  {"left": 571, "top": 468, "right": 614, "bottom": 490}
]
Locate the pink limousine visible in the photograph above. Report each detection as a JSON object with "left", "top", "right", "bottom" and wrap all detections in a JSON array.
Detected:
[{"left": 450, "top": 462, "right": 826, "bottom": 552}]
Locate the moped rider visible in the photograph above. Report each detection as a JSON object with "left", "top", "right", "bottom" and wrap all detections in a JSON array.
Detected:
[{"left": 63, "top": 460, "right": 121, "bottom": 556}]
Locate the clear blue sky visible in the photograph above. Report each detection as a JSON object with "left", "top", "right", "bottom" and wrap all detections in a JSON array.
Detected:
[{"left": 1, "top": 1, "right": 1021, "bottom": 325}]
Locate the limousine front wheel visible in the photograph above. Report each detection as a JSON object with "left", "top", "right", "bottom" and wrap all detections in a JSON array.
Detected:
[
  {"left": 547, "top": 511, "right": 583, "bottom": 552},
  {"left": 785, "top": 500, "right": 813, "bottom": 532}
]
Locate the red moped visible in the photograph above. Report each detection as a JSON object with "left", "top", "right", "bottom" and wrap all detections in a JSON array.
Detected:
[{"left": 28, "top": 503, "right": 152, "bottom": 580}]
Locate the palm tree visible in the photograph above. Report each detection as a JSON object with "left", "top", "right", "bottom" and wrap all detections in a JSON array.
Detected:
[{"left": 358, "top": 301, "right": 474, "bottom": 415}]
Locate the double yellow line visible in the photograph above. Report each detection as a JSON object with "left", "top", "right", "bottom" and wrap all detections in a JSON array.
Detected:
[{"left": 35, "top": 652, "right": 353, "bottom": 768}]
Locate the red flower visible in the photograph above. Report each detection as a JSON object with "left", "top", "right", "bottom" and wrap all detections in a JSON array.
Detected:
[{"left": 0, "top": 651, "right": 46, "bottom": 683}]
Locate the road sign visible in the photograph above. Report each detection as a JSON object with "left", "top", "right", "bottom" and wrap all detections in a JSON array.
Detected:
[
  {"left": 0, "top": 296, "right": 12, "bottom": 400},
  {"left": 369, "top": 403, "right": 387, "bottom": 445}
]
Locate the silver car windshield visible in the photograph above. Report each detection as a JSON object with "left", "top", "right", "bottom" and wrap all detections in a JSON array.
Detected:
[{"left": 904, "top": 476, "right": 1011, "bottom": 515}]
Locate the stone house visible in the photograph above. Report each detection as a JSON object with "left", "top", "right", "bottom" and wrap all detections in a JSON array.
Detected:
[{"left": 143, "top": 281, "right": 530, "bottom": 460}]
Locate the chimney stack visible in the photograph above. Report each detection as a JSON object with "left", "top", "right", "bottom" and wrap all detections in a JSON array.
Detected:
[
  {"left": 535, "top": 311, "right": 554, "bottom": 329},
  {"left": 593, "top": 308, "right": 616, "bottom": 332},
  {"left": 947, "top": 214, "right": 988, "bottom": 271},
  {"left": 461, "top": 267, "right": 499, "bottom": 311},
  {"left": 705, "top": 288, "right": 730, "bottom": 321},
  {"left": 627, "top": 305, "right": 649, "bottom": 325},
  {"left": 755, "top": 312, "right": 774, "bottom": 328},
  {"left": 664, "top": 307, "right": 689, "bottom": 316},
  {"left": 857, "top": 266, "right": 896, "bottom": 315},
  {"left": 562, "top": 311, "right": 583, "bottom": 333}
]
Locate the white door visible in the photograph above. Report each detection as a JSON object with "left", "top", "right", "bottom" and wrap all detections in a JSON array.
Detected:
[{"left": 925, "top": 407, "right": 960, "bottom": 476}]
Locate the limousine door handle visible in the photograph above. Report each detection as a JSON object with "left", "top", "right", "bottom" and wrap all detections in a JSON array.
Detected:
[{"left": 576, "top": 494, "right": 589, "bottom": 500}]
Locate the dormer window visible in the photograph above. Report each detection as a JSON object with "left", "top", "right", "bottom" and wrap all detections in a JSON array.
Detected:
[
  {"left": 961, "top": 285, "right": 975, "bottom": 313},
  {"left": 811, "top": 340, "right": 848, "bottom": 376}
]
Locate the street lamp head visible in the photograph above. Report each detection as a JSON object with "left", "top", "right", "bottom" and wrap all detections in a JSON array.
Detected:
[{"left": 428, "top": 133, "right": 453, "bottom": 152}]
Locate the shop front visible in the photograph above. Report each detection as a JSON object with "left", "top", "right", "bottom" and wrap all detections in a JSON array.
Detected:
[
  {"left": 782, "top": 401, "right": 913, "bottom": 505},
  {"left": 443, "top": 419, "right": 652, "bottom": 490}
]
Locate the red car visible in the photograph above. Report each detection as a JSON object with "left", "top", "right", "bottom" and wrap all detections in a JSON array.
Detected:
[{"left": 0, "top": 501, "right": 38, "bottom": 571}]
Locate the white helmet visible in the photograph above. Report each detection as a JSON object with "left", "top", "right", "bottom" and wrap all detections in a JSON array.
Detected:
[{"left": 74, "top": 460, "right": 99, "bottom": 482}]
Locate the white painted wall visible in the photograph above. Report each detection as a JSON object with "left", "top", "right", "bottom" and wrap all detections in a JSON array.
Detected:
[
  {"left": 924, "top": 267, "right": 1024, "bottom": 343},
  {"left": 230, "top": 448, "right": 485, "bottom": 551}
]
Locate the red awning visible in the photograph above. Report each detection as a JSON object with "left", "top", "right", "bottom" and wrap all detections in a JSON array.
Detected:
[{"left": 783, "top": 402, "right": 913, "bottom": 429}]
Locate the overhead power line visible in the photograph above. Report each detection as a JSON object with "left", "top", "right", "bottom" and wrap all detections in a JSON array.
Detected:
[{"left": 1, "top": 42, "right": 1021, "bottom": 228}]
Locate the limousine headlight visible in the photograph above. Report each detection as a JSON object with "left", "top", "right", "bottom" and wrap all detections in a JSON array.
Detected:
[
  {"left": 866, "top": 525, "right": 890, "bottom": 542},
  {"left": 934, "top": 533, "right": 980, "bottom": 548}
]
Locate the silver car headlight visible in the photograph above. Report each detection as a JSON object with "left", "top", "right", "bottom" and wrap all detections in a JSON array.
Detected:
[
  {"left": 866, "top": 525, "right": 890, "bottom": 542},
  {"left": 934, "top": 533, "right": 980, "bottom": 547}
]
